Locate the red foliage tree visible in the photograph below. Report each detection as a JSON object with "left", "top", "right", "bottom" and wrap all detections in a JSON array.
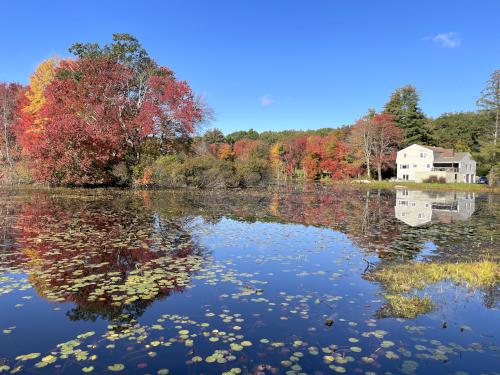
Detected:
[
  {"left": 302, "top": 134, "right": 357, "bottom": 180},
  {"left": 19, "top": 57, "right": 205, "bottom": 185},
  {"left": 233, "top": 139, "right": 263, "bottom": 160},
  {"left": 371, "top": 113, "right": 404, "bottom": 181},
  {"left": 302, "top": 155, "right": 321, "bottom": 179}
]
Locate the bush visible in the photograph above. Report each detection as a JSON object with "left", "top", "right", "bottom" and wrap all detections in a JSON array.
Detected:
[
  {"left": 149, "top": 152, "right": 271, "bottom": 189},
  {"left": 181, "top": 155, "right": 239, "bottom": 189},
  {"left": 476, "top": 164, "right": 491, "bottom": 177},
  {"left": 111, "top": 162, "right": 131, "bottom": 186},
  {"left": 423, "top": 175, "right": 446, "bottom": 183},
  {"left": 12, "top": 160, "right": 34, "bottom": 184},
  {"left": 152, "top": 155, "right": 185, "bottom": 187},
  {"left": 200, "top": 159, "right": 240, "bottom": 188},
  {"left": 236, "top": 157, "right": 270, "bottom": 187}
]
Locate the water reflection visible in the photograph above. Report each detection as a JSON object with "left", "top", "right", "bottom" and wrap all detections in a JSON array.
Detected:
[
  {"left": 0, "top": 191, "right": 207, "bottom": 322},
  {"left": 0, "top": 187, "right": 498, "bottom": 375},
  {"left": 395, "top": 189, "right": 476, "bottom": 227}
]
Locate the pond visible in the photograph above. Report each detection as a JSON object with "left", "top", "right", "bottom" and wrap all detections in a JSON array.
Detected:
[{"left": 0, "top": 186, "right": 498, "bottom": 375}]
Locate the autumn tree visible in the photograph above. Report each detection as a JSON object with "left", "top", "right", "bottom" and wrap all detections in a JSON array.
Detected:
[
  {"left": 16, "top": 58, "right": 59, "bottom": 156},
  {"left": 350, "top": 109, "right": 376, "bottom": 178},
  {"left": 370, "top": 113, "right": 404, "bottom": 181},
  {"left": 19, "top": 34, "right": 207, "bottom": 185},
  {"left": 384, "top": 85, "right": 429, "bottom": 145},
  {"left": 0, "top": 82, "right": 23, "bottom": 169},
  {"left": 216, "top": 143, "right": 234, "bottom": 161},
  {"left": 233, "top": 139, "right": 264, "bottom": 160},
  {"left": 302, "top": 136, "right": 322, "bottom": 179},
  {"left": 301, "top": 135, "right": 356, "bottom": 180},
  {"left": 270, "top": 142, "right": 286, "bottom": 180},
  {"left": 22, "top": 58, "right": 59, "bottom": 129}
]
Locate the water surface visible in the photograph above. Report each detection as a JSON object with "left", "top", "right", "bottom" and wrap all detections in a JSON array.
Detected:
[{"left": 0, "top": 186, "right": 498, "bottom": 374}]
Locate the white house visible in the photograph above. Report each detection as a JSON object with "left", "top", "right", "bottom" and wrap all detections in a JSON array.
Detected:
[
  {"left": 394, "top": 189, "right": 475, "bottom": 227},
  {"left": 396, "top": 144, "right": 476, "bottom": 183}
]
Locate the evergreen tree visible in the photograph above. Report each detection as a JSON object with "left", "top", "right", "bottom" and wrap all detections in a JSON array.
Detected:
[
  {"left": 383, "top": 85, "right": 429, "bottom": 145},
  {"left": 203, "top": 128, "right": 226, "bottom": 144},
  {"left": 477, "top": 70, "right": 500, "bottom": 165}
]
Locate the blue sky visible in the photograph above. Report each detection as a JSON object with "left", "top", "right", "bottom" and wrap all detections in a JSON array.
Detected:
[{"left": 1, "top": 1, "right": 499, "bottom": 134}]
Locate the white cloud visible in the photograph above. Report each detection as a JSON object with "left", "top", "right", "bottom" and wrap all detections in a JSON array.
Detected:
[
  {"left": 260, "top": 94, "right": 274, "bottom": 107},
  {"left": 426, "top": 32, "right": 461, "bottom": 48}
]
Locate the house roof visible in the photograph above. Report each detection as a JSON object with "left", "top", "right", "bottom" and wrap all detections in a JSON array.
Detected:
[
  {"left": 402, "top": 144, "right": 473, "bottom": 163},
  {"left": 420, "top": 145, "right": 455, "bottom": 157}
]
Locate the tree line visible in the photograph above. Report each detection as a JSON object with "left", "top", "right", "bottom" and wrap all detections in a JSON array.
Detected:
[{"left": 0, "top": 34, "right": 498, "bottom": 186}]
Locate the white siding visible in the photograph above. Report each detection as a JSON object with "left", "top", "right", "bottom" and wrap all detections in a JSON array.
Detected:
[
  {"left": 396, "top": 144, "right": 434, "bottom": 181},
  {"left": 458, "top": 154, "right": 476, "bottom": 183}
]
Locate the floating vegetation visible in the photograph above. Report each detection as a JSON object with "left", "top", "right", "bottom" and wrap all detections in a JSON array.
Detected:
[
  {"left": 376, "top": 295, "right": 435, "bottom": 319},
  {"left": 367, "top": 261, "right": 499, "bottom": 293}
]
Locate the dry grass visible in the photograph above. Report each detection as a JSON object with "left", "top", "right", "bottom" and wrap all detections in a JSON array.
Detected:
[
  {"left": 368, "top": 260, "right": 499, "bottom": 293},
  {"left": 376, "top": 295, "right": 434, "bottom": 319}
]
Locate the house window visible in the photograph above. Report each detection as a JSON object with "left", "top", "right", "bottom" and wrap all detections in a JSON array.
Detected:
[
  {"left": 404, "top": 153, "right": 407, "bottom": 158},
  {"left": 413, "top": 164, "right": 417, "bottom": 168},
  {"left": 400, "top": 164, "right": 409, "bottom": 169},
  {"left": 420, "top": 152, "right": 426, "bottom": 158},
  {"left": 427, "top": 164, "right": 430, "bottom": 168}
]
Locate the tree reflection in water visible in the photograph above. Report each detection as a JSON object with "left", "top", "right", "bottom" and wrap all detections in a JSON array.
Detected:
[
  {"left": 0, "top": 190, "right": 207, "bottom": 322},
  {"left": 0, "top": 186, "right": 498, "bottom": 323}
]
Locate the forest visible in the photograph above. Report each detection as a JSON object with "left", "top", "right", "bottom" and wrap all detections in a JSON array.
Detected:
[{"left": 1, "top": 34, "right": 499, "bottom": 187}]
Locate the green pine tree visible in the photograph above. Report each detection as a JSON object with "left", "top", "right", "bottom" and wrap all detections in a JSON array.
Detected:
[{"left": 383, "top": 85, "right": 429, "bottom": 146}]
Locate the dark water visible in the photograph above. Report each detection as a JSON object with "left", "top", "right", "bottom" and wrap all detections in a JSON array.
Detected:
[{"left": 0, "top": 186, "right": 498, "bottom": 375}]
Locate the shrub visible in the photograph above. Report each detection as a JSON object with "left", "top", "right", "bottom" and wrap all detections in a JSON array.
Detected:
[
  {"left": 111, "top": 162, "right": 131, "bottom": 186},
  {"left": 152, "top": 155, "right": 185, "bottom": 187},
  {"left": 201, "top": 160, "right": 240, "bottom": 188},
  {"left": 423, "top": 175, "right": 446, "bottom": 183},
  {"left": 181, "top": 155, "right": 239, "bottom": 189},
  {"left": 236, "top": 157, "right": 270, "bottom": 187},
  {"left": 476, "top": 164, "right": 491, "bottom": 178}
]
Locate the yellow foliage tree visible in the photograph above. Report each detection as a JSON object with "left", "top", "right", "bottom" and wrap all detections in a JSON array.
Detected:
[
  {"left": 270, "top": 142, "right": 285, "bottom": 180},
  {"left": 23, "top": 57, "right": 60, "bottom": 131}
]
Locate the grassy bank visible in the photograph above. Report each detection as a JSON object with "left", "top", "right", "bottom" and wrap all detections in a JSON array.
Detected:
[
  {"left": 336, "top": 180, "right": 500, "bottom": 193},
  {"left": 2, "top": 178, "right": 500, "bottom": 194}
]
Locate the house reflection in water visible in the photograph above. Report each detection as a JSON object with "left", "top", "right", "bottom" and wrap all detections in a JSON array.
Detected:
[{"left": 394, "top": 189, "right": 476, "bottom": 227}]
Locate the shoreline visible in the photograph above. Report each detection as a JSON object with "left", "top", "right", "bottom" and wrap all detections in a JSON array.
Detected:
[{"left": 1, "top": 180, "right": 499, "bottom": 194}]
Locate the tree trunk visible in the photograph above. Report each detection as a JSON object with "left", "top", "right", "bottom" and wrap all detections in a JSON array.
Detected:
[
  {"left": 366, "top": 156, "right": 371, "bottom": 179},
  {"left": 494, "top": 107, "right": 498, "bottom": 162},
  {"left": 377, "top": 161, "right": 382, "bottom": 181},
  {"left": 2, "top": 100, "right": 11, "bottom": 167}
]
